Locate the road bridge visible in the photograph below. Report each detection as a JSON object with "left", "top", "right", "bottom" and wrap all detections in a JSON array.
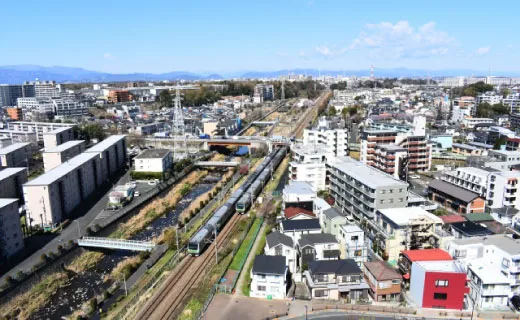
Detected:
[
  {"left": 78, "top": 236, "right": 155, "bottom": 252},
  {"left": 194, "top": 161, "right": 239, "bottom": 167}
]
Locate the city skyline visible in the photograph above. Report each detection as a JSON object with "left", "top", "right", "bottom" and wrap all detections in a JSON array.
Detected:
[{"left": 1, "top": 0, "right": 519, "bottom": 74}]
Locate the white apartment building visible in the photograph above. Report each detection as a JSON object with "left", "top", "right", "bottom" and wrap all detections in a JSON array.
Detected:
[
  {"left": 84, "top": 135, "right": 127, "bottom": 177},
  {"left": 466, "top": 259, "right": 511, "bottom": 310},
  {"left": 289, "top": 145, "right": 329, "bottom": 191},
  {"left": 23, "top": 152, "right": 104, "bottom": 226},
  {"left": 134, "top": 149, "right": 173, "bottom": 174},
  {"left": 441, "top": 167, "right": 491, "bottom": 197},
  {"left": 487, "top": 171, "right": 520, "bottom": 209},
  {"left": 445, "top": 235, "right": 520, "bottom": 296},
  {"left": 0, "top": 167, "right": 27, "bottom": 199},
  {"left": 17, "top": 97, "right": 54, "bottom": 117},
  {"left": 0, "top": 137, "right": 12, "bottom": 149},
  {"left": 0, "top": 199, "right": 24, "bottom": 257},
  {"left": 303, "top": 117, "right": 349, "bottom": 157},
  {"left": 327, "top": 156, "right": 408, "bottom": 221},
  {"left": 53, "top": 99, "right": 89, "bottom": 118},
  {"left": 24, "top": 80, "right": 59, "bottom": 98},
  {"left": 462, "top": 117, "right": 494, "bottom": 129},
  {"left": 253, "top": 84, "right": 274, "bottom": 100},
  {"left": 0, "top": 143, "right": 31, "bottom": 168},
  {"left": 43, "top": 127, "right": 74, "bottom": 149},
  {"left": 337, "top": 224, "right": 367, "bottom": 267},
  {"left": 43, "top": 140, "right": 86, "bottom": 172},
  {"left": 476, "top": 94, "right": 502, "bottom": 105},
  {"left": 0, "top": 130, "right": 37, "bottom": 143},
  {"left": 440, "top": 77, "right": 466, "bottom": 87},
  {"left": 250, "top": 255, "right": 287, "bottom": 299},
  {"left": 7, "top": 121, "right": 75, "bottom": 141},
  {"left": 504, "top": 94, "right": 520, "bottom": 114}
]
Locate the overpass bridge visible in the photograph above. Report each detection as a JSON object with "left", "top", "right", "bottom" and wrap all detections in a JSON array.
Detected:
[
  {"left": 252, "top": 121, "right": 278, "bottom": 126},
  {"left": 194, "top": 161, "right": 239, "bottom": 167},
  {"left": 143, "top": 136, "right": 290, "bottom": 152},
  {"left": 78, "top": 236, "right": 155, "bottom": 252}
]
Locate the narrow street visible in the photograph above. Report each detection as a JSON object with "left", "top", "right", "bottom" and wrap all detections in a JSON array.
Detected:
[{"left": 234, "top": 221, "right": 266, "bottom": 296}]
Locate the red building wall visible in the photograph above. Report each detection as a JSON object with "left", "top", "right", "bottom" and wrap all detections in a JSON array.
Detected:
[{"left": 422, "top": 271, "right": 469, "bottom": 309}]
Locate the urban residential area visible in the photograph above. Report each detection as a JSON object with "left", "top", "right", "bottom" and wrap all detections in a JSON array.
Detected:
[{"left": 1, "top": 2, "right": 520, "bottom": 320}]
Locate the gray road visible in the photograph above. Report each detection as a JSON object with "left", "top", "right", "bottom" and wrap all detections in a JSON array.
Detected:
[{"left": 0, "top": 171, "right": 135, "bottom": 283}]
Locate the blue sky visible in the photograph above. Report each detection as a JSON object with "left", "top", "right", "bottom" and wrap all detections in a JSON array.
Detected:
[{"left": 1, "top": 0, "right": 518, "bottom": 74}]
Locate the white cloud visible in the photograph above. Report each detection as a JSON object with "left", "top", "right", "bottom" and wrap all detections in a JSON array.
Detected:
[
  {"left": 348, "top": 21, "right": 454, "bottom": 59},
  {"left": 315, "top": 46, "right": 347, "bottom": 58},
  {"left": 476, "top": 47, "right": 490, "bottom": 55},
  {"left": 103, "top": 53, "right": 113, "bottom": 59}
]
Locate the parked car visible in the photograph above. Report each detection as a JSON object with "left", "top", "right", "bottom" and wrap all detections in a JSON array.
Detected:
[
  {"left": 134, "top": 191, "right": 141, "bottom": 197},
  {"left": 148, "top": 180, "right": 157, "bottom": 186},
  {"left": 410, "top": 175, "right": 420, "bottom": 179},
  {"left": 510, "top": 296, "right": 520, "bottom": 311}
]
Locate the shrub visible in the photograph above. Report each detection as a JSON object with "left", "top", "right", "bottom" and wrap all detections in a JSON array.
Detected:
[
  {"left": 15, "top": 271, "right": 27, "bottom": 281},
  {"left": 57, "top": 245, "right": 64, "bottom": 253},
  {"left": 129, "top": 171, "right": 163, "bottom": 180},
  {"left": 183, "top": 217, "right": 189, "bottom": 225}
]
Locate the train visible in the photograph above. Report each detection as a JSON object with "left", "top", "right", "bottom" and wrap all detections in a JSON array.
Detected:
[{"left": 187, "top": 147, "right": 287, "bottom": 256}]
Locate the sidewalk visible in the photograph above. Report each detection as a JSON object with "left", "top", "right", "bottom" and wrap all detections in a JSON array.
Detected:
[{"left": 234, "top": 221, "right": 266, "bottom": 296}]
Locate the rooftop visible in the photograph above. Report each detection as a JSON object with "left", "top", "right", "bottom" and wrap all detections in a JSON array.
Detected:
[
  {"left": 283, "top": 181, "right": 315, "bottom": 196},
  {"left": 0, "top": 142, "right": 30, "bottom": 155},
  {"left": 449, "top": 234, "right": 520, "bottom": 255},
  {"left": 85, "top": 135, "right": 126, "bottom": 153},
  {"left": 463, "top": 213, "right": 494, "bottom": 222},
  {"left": 401, "top": 249, "right": 453, "bottom": 262},
  {"left": 281, "top": 219, "right": 321, "bottom": 231},
  {"left": 428, "top": 179, "right": 480, "bottom": 203},
  {"left": 298, "top": 233, "right": 338, "bottom": 247},
  {"left": 414, "top": 260, "right": 466, "bottom": 273},
  {"left": 266, "top": 231, "right": 294, "bottom": 249},
  {"left": 0, "top": 198, "right": 18, "bottom": 208},
  {"left": 135, "top": 149, "right": 171, "bottom": 159},
  {"left": 323, "top": 207, "right": 343, "bottom": 220},
  {"left": 284, "top": 207, "right": 315, "bottom": 219},
  {"left": 309, "top": 259, "right": 361, "bottom": 275},
  {"left": 451, "top": 221, "right": 494, "bottom": 237},
  {"left": 467, "top": 259, "right": 511, "bottom": 284},
  {"left": 43, "top": 127, "right": 72, "bottom": 135},
  {"left": 340, "top": 224, "right": 363, "bottom": 233},
  {"left": 252, "top": 255, "right": 286, "bottom": 275},
  {"left": 44, "top": 140, "right": 85, "bottom": 153},
  {"left": 0, "top": 167, "right": 26, "bottom": 180},
  {"left": 439, "top": 215, "right": 466, "bottom": 224},
  {"left": 364, "top": 260, "right": 401, "bottom": 280},
  {"left": 24, "top": 152, "right": 99, "bottom": 186},
  {"left": 377, "top": 207, "right": 443, "bottom": 226},
  {"left": 452, "top": 143, "right": 478, "bottom": 151},
  {"left": 330, "top": 157, "right": 407, "bottom": 189}
]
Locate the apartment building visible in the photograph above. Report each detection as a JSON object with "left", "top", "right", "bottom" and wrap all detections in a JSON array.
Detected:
[
  {"left": 0, "top": 168, "right": 28, "bottom": 200},
  {"left": 0, "top": 143, "right": 31, "bottom": 168},
  {"left": 253, "top": 84, "right": 274, "bottom": 100},
  {"left": 360, "top": 130, "right": 398, "bottom": 165},
  {"left": 397, "top": 135, "right": 432, "bottom": 173},
  {"left": 6, "top": 107, "right": 22, "bottom": 120},
  {"left": 52, "top": 99, "right": 89, "bottom": 118},
  {"left": 303, "top": 120, "right": 349, "bottom": 157},
  {"left": 371, "top": 207, "right": 445, "bottom": 265},
  {"left": 372, "top": 144, "right": 407, "bottom": 179},
  {"left": 504, "top": 94, "right": 520, "bottom": 114},
  {"left": 461, "top": 117, "right": 494, "bottom": 129},
  {"left": 282, "top": 181, "right": 316, "bottom": 211},
  {"left": 108, "top": 90, "right": 133, "bottom": 103},
  {"left": 42, "top": 127, "right": 75, "bottom": 149},
  {"left": 428, "top": 179, "right": 485, "bottom": 214},
  {"left": 17, "top": 97, "right": 55, "bottom": 118},
  {"left": 452, "top": 143, "right": 483, "bottom": 156},
  {"left": 328, "top": 156, "right": 408, "bottom": 221},
  {"left": 0, "top": 199, "right": 24, "bottom": 257},
  {"left": 445, "top": 234, "right": 520, "bottom": 296},
  {"left": 7, "top": 121, "right": 75, "bottom": 141},
  {"left": 288, "top": 145, "right": 329, "bottom": 191},
  {"left": 84, "top": 135, "right": 127, "bottom": 177},
  {"left": 23, "top": 152, "right": 103, "bottom": 226},
  {"left": 134, "top": 149, "right": 173, "bottom": 174},
  {"left": 476, "top": 94, "right": 502, "bottom": 105},
  {"left": 487, "top": 171, "right": 520, "bottom": 209},
  {"left": 0, "top": 84, "right": 23, "bottom": 107},
  {"left": 466, "top": 259, "right": 511, "bottom": 310},
  {"left": 410, "top": 260, "right": 469, "bottom": 309},
  {"left": 441, "top": 167, "right": 490, "bottom": 197},
  {"left": 24, "top": 80, "right": 59, "bottom": 98},
  {"left": 42, "top": 140, "right": 86, "bottom": 172},
  {"left": 0, "top": 130, "right": 37, "bottom": 143},
  {"left": 451, "top": 96, "right": 476, "bottom": 122},
  {"left": 0, "top": 137, "right": 12, "bottom": 149}
]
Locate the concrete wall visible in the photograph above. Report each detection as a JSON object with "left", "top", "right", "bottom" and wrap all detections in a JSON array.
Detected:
[
  {"left": 43, "top": 141, "right": 85, "bottom": 172},
  {"left": 42, "top": 127, "right": 74, "bottom": 149},
  {"left": 0, "top": 199, "right": 24, "bottom": 257},
  {"left": 0, "top": 168, "right": 27, "bottom": 199}
]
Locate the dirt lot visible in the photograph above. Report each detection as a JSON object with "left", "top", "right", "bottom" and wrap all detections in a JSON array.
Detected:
[{"left": 202, "top": 294, "right": 288, "bottom": 320}]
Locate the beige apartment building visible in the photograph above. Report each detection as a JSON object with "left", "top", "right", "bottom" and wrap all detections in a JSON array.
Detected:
[
  {"left": 43, "top": 127, "right": 75, "bottom": 149},
  {"left": 0, "top": 167, "right": 28, "bottom": 199},
  {"left": 0, "top": 142, "right": 31, "bottom": 168},
  {"left": 23, "top": 152, "right": 103, "bottom": 227},
  {"left": 85, "top": 135, "right": 127, "bottom": 178},
  {"left": 0, "top": 199, "right": 24, "bottom": 257},
  {"left": 43, "top": 140, "right": 85, "bottom": 172}
]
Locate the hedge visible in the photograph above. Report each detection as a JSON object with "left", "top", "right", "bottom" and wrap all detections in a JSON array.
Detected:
[{"left": 129, "top": 171, "right": 163, "bottom": 180}]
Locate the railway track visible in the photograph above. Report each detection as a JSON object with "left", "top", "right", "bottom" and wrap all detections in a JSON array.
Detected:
[{"left": 136, "top": 213, "right": 242, "bottom": 320}]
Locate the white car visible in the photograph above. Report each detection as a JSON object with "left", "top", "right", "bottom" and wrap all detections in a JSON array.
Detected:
[
  {"left": 148, "top": 180, "right": 158, "bottom": 186},
  {"left": 134, "top": 191, "right": 141, "bottom": 197},
  {"left": 410, "top": 175, "right": 421, "bottom": 179}
]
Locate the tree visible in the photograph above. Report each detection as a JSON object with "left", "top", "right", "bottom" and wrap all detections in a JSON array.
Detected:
[
  {"left": 476, "top": 102, "right": 491, "bottom": 117},
  {"left": 341, "top": 107, "right": 349, "bottom": 121},
  {"left": 79, "top": 123, "right": 106, "bottom": 142},
  {"left": 159, "top": 90, "right": 173, "bottom": 108},
  {"left": 491, "top": 102, "right": 509, "bottom": 115},
  {"left": 327, "top": 107, "right": 337, "bottom": 116},
  {"left": 494, "top": 135, "right": 508, "bottom": 150},
  {"left": 501, "top": 88, "right": 511, "bottom": 98}
]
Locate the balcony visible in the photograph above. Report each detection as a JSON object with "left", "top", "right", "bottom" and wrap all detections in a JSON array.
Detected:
[{"left": 367, "top": 136, "right": 396, "bottom": 142}]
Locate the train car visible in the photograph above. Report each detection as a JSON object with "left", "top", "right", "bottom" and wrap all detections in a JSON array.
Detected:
[{"left": 188, "top": 225, "right": 214, "bottom": 256}]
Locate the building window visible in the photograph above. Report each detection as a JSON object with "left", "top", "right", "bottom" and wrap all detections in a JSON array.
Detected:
[
  {"left": 433, "top": 293, "right": 448, "bottom": 300},
  {"left": 380, "top": 200, "right": 384, "bottom": 204},
  {"left": 315, "top": 289, "right": 327, "bottom": 297},
  {"left": 389, "top": 189, "right": 393, "bottom": 194},
  {"left": 351, "top": 235, "right": 358, "bottom": 241},
  {"left": 435, "top": 280, "right": 449, "bottom": 287},
  {"left": 381, "top": 190, "right": 386, "bottom": 194},
  {"left": 257, "top": 285, "right": 266, "bottom": 291},
  {"left": 258, "top": 273, "right": 266, "bottom": 279}
]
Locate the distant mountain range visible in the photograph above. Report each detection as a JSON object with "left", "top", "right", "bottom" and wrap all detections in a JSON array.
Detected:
[{"left": 0, "top": 65, "right": 519, "bottom": 84}]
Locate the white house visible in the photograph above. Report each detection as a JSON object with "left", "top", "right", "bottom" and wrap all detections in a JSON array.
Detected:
[
  {"left": 466, "top": 259, "right": 511, "bottom": 310},
  {"left": 250, "top": 255, "right": 288, "bottom": 300},
  {"left": 134, "top": 149, "right": 173, "bottom": 174},
  {"left": 320, "top": 207, "right": 348, "bottom": 237},
  {"left": 265, "top": 231, "right": 297, "bottom": 273},
  {"left": 280, "top": 219, "right": 321, "bottom": 244},
  {"left": 298, "top": 233, "right": 340, "bottom": 269},
  {"left": 337, "top": 224, "right": 367, "bottom": 267}
]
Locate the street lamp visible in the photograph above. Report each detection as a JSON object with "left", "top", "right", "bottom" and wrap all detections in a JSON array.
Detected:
[{"left": 304, "top": 305, "right": 308, "bottom": 320}]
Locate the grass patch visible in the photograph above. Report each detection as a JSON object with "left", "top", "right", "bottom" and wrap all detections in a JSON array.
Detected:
[{"left": 229, "top": 218, "right": 261, "bottom": 271}]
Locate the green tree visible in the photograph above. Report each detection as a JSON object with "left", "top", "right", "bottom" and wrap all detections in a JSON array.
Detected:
[
  {"left": 327, "top": 107, "right": 337, "bottom": 116},
  {"left": 159, "top": 90, "right": 173, "bottom": 108},
  {"left": 491, "top": 102, "right": 509, "bottom": 115},
  {"left": 476, "top": 102, "right": 491, "bottom": 117},
  {"left": 501, "top": 88, "right": 511, "bottom": 98},
  {"left": 494, "top": 135, "right": 508, "bottom": 150},
  {"left": 341, "top": 107, "right": 349, "bottom": 121},
  {"left": 79, "top": 123, "right": 106, "bottom": 142}
]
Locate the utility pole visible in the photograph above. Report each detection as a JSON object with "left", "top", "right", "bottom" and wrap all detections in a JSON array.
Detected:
[
  {"left": 120, "top": 274, "right": 128, "bottom": 296},
  {"left": 214, "top": 228, "right": 218, "bottom": 264}
]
